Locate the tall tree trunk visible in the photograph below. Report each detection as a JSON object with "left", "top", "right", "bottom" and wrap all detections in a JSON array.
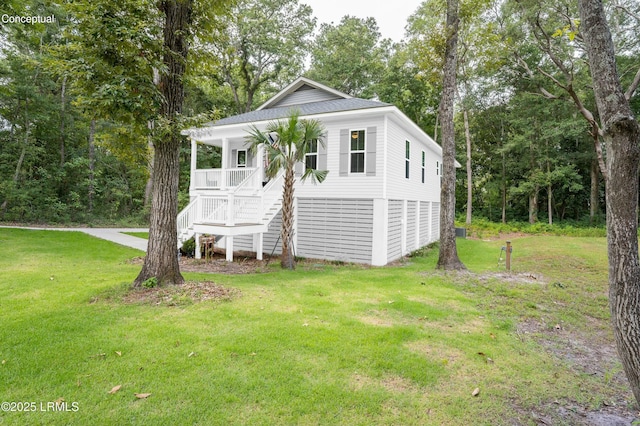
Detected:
[
  {"left": 501, "top": 120, "right": 506, "bottom": 224},
  {"left": 529, "top": 133, "right": 538, "bottom": 224},
  {"left": 434, "top": 113, "right": 439, "bottom": 144},
  {"left": 145, "top": 71, "right": 159, "bottom": 209},
  {"left": 1, "top": 98, "right": 29, "bottom": 218},
  {"left": 592, "top": 124, "right": 607, "bottom": 178},
  {"left": 135, "top": 0, "right": 192, "bottom": 287},
  {"left": 464, "top": 108, "right": 472, "bottom": 225},
  {"left": 144, "top": 130, "right": 154, "bottom": 208},
  {"left": 88, "top": 119, "right": 96, "bottom": 213},
  {"left": 547, "top": 149, "right": 552, "bottom": 225},
  {"left": 529, "top": 188, "right": 538, "bottom": 224},
  {"left": 580, "top": 0, "right": 640, "bottom": 406},
  {"left": 280, "top": 165, "right": 296, "bottom": 269},
  {"left": 436, "top": 0, "right": 466, "bottom": 271},
  {"left": 547, "top": 183, "right": 553, "bottom": 225},
  {"left": 59, "top": 75, "right": 67, "bottom": 167},
  {"left": 501, "top": 164, "right": 507, "bottom": 223},
  {"left": 590, "top": 158, "right": 599, "bottom": 225}
]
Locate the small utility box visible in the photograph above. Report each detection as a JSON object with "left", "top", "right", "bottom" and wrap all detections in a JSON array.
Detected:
[{"left": 455, "top": 227, "right": 467, "bottom": 238}]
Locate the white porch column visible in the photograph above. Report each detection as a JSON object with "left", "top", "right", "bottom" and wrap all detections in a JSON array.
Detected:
[
  {"left": 257, "top": 144, "right": 265, "bottom": 183},
  {"left": 254, "top": 232, "right": 263, "bottom": 260},
  {"left": 221, "top": 138, "right": 229, "bottom": 190},
  {"left": 190, "top": 138, "right": 197, "bottom": 192},
  {"left": 226, "top": 236, "right": 234, "bottom": 262},
  {"left": 194, "top": 233, "right": 201, "bottom": 259}
]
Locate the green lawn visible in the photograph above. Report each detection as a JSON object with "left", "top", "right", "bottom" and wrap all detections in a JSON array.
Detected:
[
  {"left": 121, "top": 231, "right": 149, "bottom": 239},
  {"left": 0, "top": 229, "right": 631, "bottom": 425}
]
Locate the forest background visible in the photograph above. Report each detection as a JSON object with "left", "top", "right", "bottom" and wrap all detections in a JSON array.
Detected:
[{"left": 1, "top": 0, "right": 638, "bottom": 228}]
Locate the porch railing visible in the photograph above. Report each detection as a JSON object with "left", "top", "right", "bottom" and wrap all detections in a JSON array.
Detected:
[
  {"left": 177, "top": 170, "right": 283, "bottom": 247},
  {"left": 193, "top": 167, "right": 259, "bottom": 190}
]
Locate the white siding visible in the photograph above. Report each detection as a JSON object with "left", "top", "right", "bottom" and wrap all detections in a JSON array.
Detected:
[
  {"left": 387, "top": 200, "right": 403, "bottom": 261},
  {"left": 431, "top": 202, "right": 440, "bottom": 242},
  {"left": 419, "top": 201, "right": 431, "bottom": 246},
  {"left": 230, "top": 210, "right": 282, "bottom": 255},
  {"left": 297, "top": 198, "right": 374, "bottom": 264},
  {"left": 232, "top": 234, "right": 254, "bottom": 251},
  {"left": 271, "top": 87, "right": 342, "bottom": 108},
  {"left": 384, "top": 115, "right": 441, "bottom": 202},
  {"left": 264, "top": 211, "right": 283, "bottom": 255},
  {"left": 406, "top": 200, "right": 417, "bottom": 252},
  {"left": 225, "top": 138, "right": 256, "bottom": 168},
  {"left": 296, "top": 115, "right": 385, "bottom": 199}
]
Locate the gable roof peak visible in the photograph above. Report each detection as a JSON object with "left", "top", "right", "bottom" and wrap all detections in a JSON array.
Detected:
[{"left": 257, "top": 77, "right": 352, "bottom": 111}]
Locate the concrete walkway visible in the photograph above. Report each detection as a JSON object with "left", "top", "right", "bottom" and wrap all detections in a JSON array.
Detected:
[{"left": 0, "top": 226, "right": 149, "bottom": 252}]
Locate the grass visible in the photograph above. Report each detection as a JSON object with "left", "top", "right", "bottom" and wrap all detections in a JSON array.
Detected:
[
  {"left": 121, "top": 232, "right": 149, "bottom": 239},
  {"left": 0, "top": 228, "right": 631, "bottom": 425}
]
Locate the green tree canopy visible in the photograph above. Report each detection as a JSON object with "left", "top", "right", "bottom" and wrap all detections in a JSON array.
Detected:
[
  {"left": 208, "top": 0, "right": 316, "bottom": 113},
  {"left": 306, "top": 16, "right": 389, "bottom": 98}
]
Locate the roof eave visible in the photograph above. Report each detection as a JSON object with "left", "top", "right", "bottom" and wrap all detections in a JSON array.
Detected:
[{"left": 183, "top": 105, "right": 391, "bottom": 141}]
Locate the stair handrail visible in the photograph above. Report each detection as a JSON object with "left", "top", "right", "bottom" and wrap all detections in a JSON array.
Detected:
[
  {"left": 260, "top": 171, "right": 284, "bottom": 223},
  {"left": 177, "top": 197, "right": 199, "bottom": 243},
  {"left": 231, "top": 167, "right": 261, "bottom": 194}
]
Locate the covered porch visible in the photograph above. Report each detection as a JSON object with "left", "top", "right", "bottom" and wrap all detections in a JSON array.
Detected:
[
  {"left": 188, "top": 136, "right": 266, "bottom": 193},
  {"left": 178, "top": 133, "right": 283, "bottom": 262}
]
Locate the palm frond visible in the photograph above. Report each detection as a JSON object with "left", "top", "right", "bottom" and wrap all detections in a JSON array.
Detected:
[{"left": 301, "top": 167, "right": 329, "bottom": 184}]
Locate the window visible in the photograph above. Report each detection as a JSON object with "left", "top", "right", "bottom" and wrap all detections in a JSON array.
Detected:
[
  {"left": 237, "top": 149, "right": 247, "bottom": 167},
  {"left": 350, "top": 130, "right": 365, "bottom": 173},
  {"left": 305, "top": 139, "right": 318, "bottom": 170},
  {"left": 421, "top": 151, "right": 426, "bottom": 183},
  {"left": 405, "top": 140, "right": 410, "bottom": 179},
  {"left": 436, "top": 161, "right": 439, "bottom": 176}
]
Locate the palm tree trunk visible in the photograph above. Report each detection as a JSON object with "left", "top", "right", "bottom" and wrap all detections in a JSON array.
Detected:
[{"left": 280, "top": 164, "right": 296, "bottom": 269}]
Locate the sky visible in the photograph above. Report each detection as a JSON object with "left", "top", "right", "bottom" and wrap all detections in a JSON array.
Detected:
[{"left": 301, "top": 0, "right": 424, "bottom": 43}]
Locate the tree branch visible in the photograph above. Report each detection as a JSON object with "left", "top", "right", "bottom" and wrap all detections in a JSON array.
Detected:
[
  {"left": 625, "top": 66, "right": 640, "bottom": 100},
  {"left": 614, "top": 4, "right": 640, "bottom": 23},
  {"left": 533, "top": 15, "right": 572, "bottom": 79}
]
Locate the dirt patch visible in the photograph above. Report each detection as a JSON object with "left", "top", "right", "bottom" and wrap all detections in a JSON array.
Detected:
[
  {"left": 475, "top": 271, "right": 545, "bottom": 285},
  {"left": 350, "top": 373, "right": 418, "bottom": 394},
  {"left": 509, "top": 400, "right": 638, "bottom": 426},
  {"left": 514, "top": 319, "right": 638, "bottom": 424},
  {"left": 121, "top": 281, "right": 240, "bottom": 306},
  {"left": 179, "top": 256, "right": 269, "bottom": 274},
  {"left": 449, "top": 270, "right": 638, "bottom": 424},
  {"left": 130, "top": 253, "right": 376, "bottom": 274},
  {"left": 380, "top": 375, "right": 418, "bottom": 393},
  {"left": 516, "top": 319, "right": 626, "bottom": 387},
  {"left": 128, "top": 255, "right": 268, "bottom": 274},
  {"left": 358, "top": 313, "right": 395, "bottom": 327}
]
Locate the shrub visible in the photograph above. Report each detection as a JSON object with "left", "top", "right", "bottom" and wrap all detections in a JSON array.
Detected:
[
  {"left": 180, "top": 237, "right": 196, "bottom": 257},
  {"left": 142, "top": 277, "right": 158, "bottom": 289}
]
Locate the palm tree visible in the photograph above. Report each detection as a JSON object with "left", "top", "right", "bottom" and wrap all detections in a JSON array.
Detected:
[{"left": 246, "top": 111, "right": 328, "bottom": 269}]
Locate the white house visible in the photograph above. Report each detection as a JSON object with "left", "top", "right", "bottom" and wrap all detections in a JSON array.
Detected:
[{"left": 180, "top": 77, "right": 444, "bottom": 266}]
